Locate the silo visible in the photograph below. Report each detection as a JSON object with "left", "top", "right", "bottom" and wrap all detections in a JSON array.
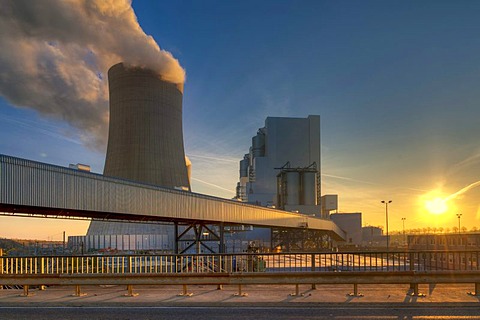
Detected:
[
  {"left": 252, "top": 131, "right": 265, "bottom": 158},
  {"left": 301, "top": 171, "right": 317, "bottom": 205},
  {"left": 285, "top": 171, "right": 300, "bottom": 205},
  {"left": 239, "top": 154, "right": 249, "bottom": 178},
  {"left": 87, "top": 62, "right": 189, "bottom": 239}
]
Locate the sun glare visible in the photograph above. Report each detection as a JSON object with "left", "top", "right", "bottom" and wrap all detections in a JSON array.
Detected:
[{"left": 425, "top": 197, "right": 448, "bottom": 215}]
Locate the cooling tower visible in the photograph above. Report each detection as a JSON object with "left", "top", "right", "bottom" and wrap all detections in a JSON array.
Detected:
[
  {"left": 87, "top": 62, "right": 189, "bottom": 237},
  {"left": 103, "top": 62, "right": 189, "bottom": 188}
]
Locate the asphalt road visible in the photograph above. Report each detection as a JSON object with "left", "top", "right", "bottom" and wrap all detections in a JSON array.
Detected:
[{"left": 1, "top": 306, "right": 479, "bottom": 320}]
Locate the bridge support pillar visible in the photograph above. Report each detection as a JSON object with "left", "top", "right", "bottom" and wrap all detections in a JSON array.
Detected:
[
  {"left": 271, "top": 228, "right": 331, "bottom": 252},
  {"left": 176, "top": 223, "right": 221, "bottom": 254},
  {"left": 174, "top": 222, "right": 179, "bottom": 254},
  {"left": 219, "top": 222, "right": 225, "bottom": 253}
]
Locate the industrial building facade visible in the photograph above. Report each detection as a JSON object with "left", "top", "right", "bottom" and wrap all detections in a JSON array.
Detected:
[
  {"left": 236, "top": 115, "right": 322, "bottom": 216},
  {"left": 408, "top": 233, "right": 480, "bottom": 250},
  {"left": 330, "top": 212, "right": 362, "bottom": 246}
]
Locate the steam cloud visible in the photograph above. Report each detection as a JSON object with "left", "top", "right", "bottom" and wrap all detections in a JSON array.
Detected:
[{"left": 0, "top": 0, "right": 185, "bottom": 150}]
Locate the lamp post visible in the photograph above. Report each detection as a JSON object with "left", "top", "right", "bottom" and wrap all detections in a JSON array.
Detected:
[
  {"left": 456, "top": 213, "right": 462, "bottom": 234},
  {"left": 381, "top": 200, "right": 392, "bottom": 251},
  {"left": 401, "top": 217, "right": 406, "bottom": 245}
]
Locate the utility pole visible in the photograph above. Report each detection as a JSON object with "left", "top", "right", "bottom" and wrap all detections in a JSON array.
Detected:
[
  {"left": 381, "top": 200, "right": 392, "bottom": 252},
  {"left": 456, "top": 213, "right": 462, "bottom": 234}
]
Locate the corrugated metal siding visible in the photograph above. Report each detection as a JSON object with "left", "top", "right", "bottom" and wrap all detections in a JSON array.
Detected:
[{"left": 0, "top": 154, "right": 345, "bottom": 238}]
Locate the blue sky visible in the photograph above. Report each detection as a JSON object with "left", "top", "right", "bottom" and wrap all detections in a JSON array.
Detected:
[{"left": 1, "top": 0, "right": 480, "bottom": 239}]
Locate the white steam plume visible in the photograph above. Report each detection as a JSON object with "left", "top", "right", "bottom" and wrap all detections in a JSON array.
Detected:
[{"left": 0, "top": 0, "right": 185, "bottom": 150}]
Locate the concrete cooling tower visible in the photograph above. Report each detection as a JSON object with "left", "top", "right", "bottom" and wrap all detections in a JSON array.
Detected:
[
  {"left": 86, "top": 63, "right": 189, "bottom": 241},
  {"left": 103, "top": 62, "right": 189, "bottom": 188}
]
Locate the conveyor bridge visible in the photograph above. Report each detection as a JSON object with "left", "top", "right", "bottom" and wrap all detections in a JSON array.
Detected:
[{"left": 0, "top": 155, "right": 345, "bottom": 252}]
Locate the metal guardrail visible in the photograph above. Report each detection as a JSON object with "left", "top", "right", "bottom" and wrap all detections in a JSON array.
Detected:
[
  {"left": 1, "top": 250, "right": 480, "bottom": 275},
  {"left": 2, "top": 251, "right": 480, "bottom": 297}
]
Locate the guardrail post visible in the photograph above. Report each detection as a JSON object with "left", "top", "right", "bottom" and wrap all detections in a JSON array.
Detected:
[
  {"left": 0, "top": 249, "right": 3, "bottom": 282},
  {"left": 125, "top": 285, "right": 139, "bottom": 297},
  {"left": 347, "top": 284, "right": 363, "bottom": 297},
  {"left": 234, "top": 284, "right": 248, "bottom": 297},
  {"left": 311, "top": 253, "right": 316, "bottom": 290},
  {"left": 177, "top": 284, "right": 193, "bottom": 297},
  {"left": 407, "top": 283, "right": 425, "bottom": 297},
  {"left": 411, "top": 283, "right": 418, "bottom": 296},
  {"left": 409, "top": 252, "right": 414, "bottom": 271},
  {"left": 73, "top": 285, "right": 86, "bottom": 297},
  {"left": 21, "top": 285, "right": 32, "bottom": 297},
  {"left": 289, "top": 284, "right": 302, "bottom": 296},
  {"left": 408, "top": 252, "right": 416, "bottom": 293},
  {"left": 468, "top": 283, "right": 480, "bottom": 296},
  {"left": 0, "top": 250, "right": 2, "bottom": 290}
]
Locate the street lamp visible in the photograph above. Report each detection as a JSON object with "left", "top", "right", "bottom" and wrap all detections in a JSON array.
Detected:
[
  {"left": 456, "top": 213, "right": 462, "bottom": 234},
  {"left": 381, "top": 200, "right": 392, "bottom": 251},
  {"left": 401, "top": 217, "right": 406, "bottom": 245}
]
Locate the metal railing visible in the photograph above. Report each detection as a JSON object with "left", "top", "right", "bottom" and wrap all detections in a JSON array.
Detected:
[{"left": 1, "top": 250, "right": 479, "bottom": 275}]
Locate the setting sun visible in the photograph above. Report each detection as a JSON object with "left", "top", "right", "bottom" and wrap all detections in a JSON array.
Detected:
[{"left": 425, "top": 197, "right": 448, "bottom": 215}]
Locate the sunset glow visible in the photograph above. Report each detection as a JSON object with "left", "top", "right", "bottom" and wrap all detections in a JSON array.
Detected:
[
  {"left": 1, "top": 1, "right": 480, "bottom": 239},
  {"left": 425, "top": 197, "right": 448, "bottom": 215}
]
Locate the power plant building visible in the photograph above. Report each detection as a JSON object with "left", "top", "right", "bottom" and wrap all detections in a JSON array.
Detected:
[
  {"left": 86, "top": 63, "right": 190, "bottom": 248},
  {"left": 236, "top": 115, "right": 323, "bottom": 217},
  {"left": 330, "top": 212, "right": 362, "bottom": 246},
  {"left": 76, "top": 66, "right": 328, "bottom": 251}
]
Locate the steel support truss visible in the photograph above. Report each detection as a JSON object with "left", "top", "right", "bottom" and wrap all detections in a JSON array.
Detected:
[
  {"left": 175, "top": 222, "right": 225, "bottom": 254},
  {"left": 271, "top": 227, "right": 332, "bottom": 252}
]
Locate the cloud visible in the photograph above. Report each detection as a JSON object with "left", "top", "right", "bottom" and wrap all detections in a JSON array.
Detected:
[
  {"left": 444, "top": 180, "right": 480, "bottom": 202},
  {"left": 447, "top": 150, "right": 480, "bottom": 176},
  {"left": 191, "top": 177, "right": 234, "bottom": 193},
  {"left": 187, "top": 153, "right": 239, "bottom": 163},
  {"left": 0, "top": 0, "right": 185, "bottom": 150},
  {"left": 0, "top": 113, "right": 82, "bottom": 145}
]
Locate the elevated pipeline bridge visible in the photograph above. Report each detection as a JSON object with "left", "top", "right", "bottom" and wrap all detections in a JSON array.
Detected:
[{"left": 0, "top": 154, "right": 345, "bottom": 252}]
